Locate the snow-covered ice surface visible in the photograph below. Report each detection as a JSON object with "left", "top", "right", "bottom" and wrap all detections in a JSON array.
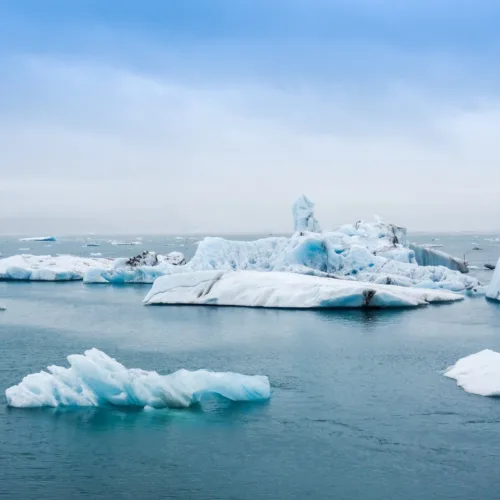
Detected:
[
  {"left": 0, "top": 254, "right": 114, "bottom": 281},
  {"left": 144, "top": 270, "right": 462, "bottom": 309},
  {"left": 19, "top": 236, "right": 56, "bottom": 242},
  {"left": 485, "top": 258, "right": 500, "bottom": 300},
  {"left": 0, "top": 252, "right": 184, "bottom": 282},
  {"left": 5, "top": 348, "right": 271, "bottom": 408},
  {"left": 444, "top": 350, "right": 500, "bottom": 396}
]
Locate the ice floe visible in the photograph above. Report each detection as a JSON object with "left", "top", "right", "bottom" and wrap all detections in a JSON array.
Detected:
[
  {"left": 144, "top": 270, "right": 462, "bottom": 309},
  {"left": 19, "top": 236, "right": 56, "bottom": 242},
  {"left": 0, "top": 254, "right": 114, "bottom": 281},
  {"left": 444, "top": 350, "right": 500, "bottom": 396},
  {"left": 5, "top": 348, "right": 271, "bottom": 408}
]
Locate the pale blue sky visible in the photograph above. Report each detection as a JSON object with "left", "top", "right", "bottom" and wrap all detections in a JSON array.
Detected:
[{"left": 1, "top": 1, "right": 499, "bottom": 233}]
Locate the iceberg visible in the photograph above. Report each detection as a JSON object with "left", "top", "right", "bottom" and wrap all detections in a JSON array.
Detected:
[
  {"left": 410, "top": 244, "right": 468, "bottom": 273},
  {"left": 158, "top": 197, "right": 476, "bottom": 293},
  {"left": 19, "top": 236, "right": 56, "bottom": 242},
  {"left": 485, "top": 258, "right": 500, "bottom": 300},
  {"left": 0, "top": 251, "right": 185, "bottom": 282},
  {"left": 0, "top": 254, "right": 114, "bottom": 281},
  {"left": 143, "top": 270, "right": 463, "bottom": 309},
  {"left": 444, "top": 350, "right": 500, "bottom": 396},
  {"left": 83, "top": 251, "right": 186, "bottom": 284},
  {"left": 110, "top": 240, "right": 142, "bottom": 246},
  {"left": 178, "top": 231, "right": 479, "bottom": 293},
  {"left": 5, "top": 348, "right": 271, "bottom": 409},
  {"left": 293, "top": 194, "right": 322, "bottom": 232}
]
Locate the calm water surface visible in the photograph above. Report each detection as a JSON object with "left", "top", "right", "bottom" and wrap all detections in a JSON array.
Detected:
[{"left": 0, "top": 233, "right": 499, "bottom": 499}]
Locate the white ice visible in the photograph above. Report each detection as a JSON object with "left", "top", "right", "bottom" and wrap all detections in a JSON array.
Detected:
[
  {"left": 444, "top": 350, "right": 500, "bottom": 396},
  {"left": 486, "top": 258, "right": 500, "bottom": 301},
  {"left": 180, "top": 230, "right": 479, "bottom": 293},
  {"left": 19, "top": 236, "right": 56, "bottom": 242},
  {"left": 0, "top": 254, "right": 114, "bottom": 281},
  {"left": 144, "top": 270, "right": 462, "bottom": 309},
  {"left": 109, "top": 240, "right": 142, "bottom": 246},
  {"left": 5, "top": 348, "right": 271, "bottom": 408},
  {"left": 293, "top": 194, "right": 322, "bottom": 232},
  {"left": 0, "top": 252, "right": 184, "bottom": 282},
  {"left": 83, "top": 251, "right": 186, "bottom": 284}
]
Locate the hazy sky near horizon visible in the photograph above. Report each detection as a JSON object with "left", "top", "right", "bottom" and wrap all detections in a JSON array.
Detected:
[{"left": 1, "top": 1, "right": 500, "bottom": 234}]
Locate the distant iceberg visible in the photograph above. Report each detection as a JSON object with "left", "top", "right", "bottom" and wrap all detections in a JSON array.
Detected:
[
  {"left": 0, "top": 254, "right": 113, "bottom": 281},
  {"left": 293, "top": 194, "right": 322, "bottom": 232},
  {"left": 110, "top": 240, "right": 142, "bottom": 246},
  {"left": 5, "top": 348, "right": 271, "bottom": 408},
  {"left": 144, "top": 270, "right": 463, "bottom": 309},
  {"left": 485, "top": 258, "right": 500, "bottom": 301},
  {"left": 83, "top": 251, "right": 186, "bottom": 284},
  {"left": 19, "top": 236, "right": 56, "bottom": 242},
  {"left": 0, "top": 252, "right": 184, "bottom": 282},
  {"left": 444, "top": 350, "right": 500, "bottom": 396}
]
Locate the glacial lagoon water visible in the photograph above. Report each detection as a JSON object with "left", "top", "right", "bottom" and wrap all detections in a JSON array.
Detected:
[{"left": 1, "top": 233, "right": 499, "bottom": 499}]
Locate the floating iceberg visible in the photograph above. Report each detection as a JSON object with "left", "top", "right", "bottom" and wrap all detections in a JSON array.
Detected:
[
  {"left": 110, "top": 240, "right": 142, "bottom": 246},
  {"left": 293, "top": 194, "right": 321, "bottom": 232},
  {"left": 0, "top": 254, "right": 113, "bottom": 281},
  {"left": 5, "top": 348, "right": 271, "bottom": 409},
  {"left": 444, "top": 350, "right": 500, "bottom": 396},
  {"left": 0, "top": 252, "right": 184, "bottom": 282},
  {"left": 485, "top": 258, "right": 500, "bottom": 301},
  {"left": 178, "top": 232, "right": 478, "bottom": 293},
  {"left": 83, "top": 251, "right": 186, "bottom": 284},
  {"left": 19, "top": 236, "right": 56, "bottom": 242},
  {"left": 163, "top": 197, "right": 476, "bottom": 293},
  {"left": 144, "top": 270, "right": 462, "bottom": 309}
]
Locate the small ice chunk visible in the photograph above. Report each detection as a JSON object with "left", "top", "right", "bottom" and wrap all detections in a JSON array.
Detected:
[{"left": 444, "top": 350, "right": 500, "bottom": 396}]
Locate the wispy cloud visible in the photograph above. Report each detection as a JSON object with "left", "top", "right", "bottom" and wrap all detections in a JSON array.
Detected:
[{"left": 1, "top": 1, "right": 499, "bottom": 233}]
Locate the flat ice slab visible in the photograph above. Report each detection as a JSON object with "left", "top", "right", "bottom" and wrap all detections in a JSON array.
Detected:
[
  {"left": 5, "top": 348, "right": 271, "bottom": 408},
  {"left": 19, "top": 236, "right": 56, "bottom": 242},
  {"left": 485, "top": 258, "right": 500, "bottom": 301},
  {"left": 0, "top": 254, "right": 114, "bottom": 281},
  {"left": 144, "top": 270, "right": 463, "bottom": 309},
  {"left": 444, "top": 350, "right": 500, "bottom": 396},
  {"left": 0, "top": 252, "right": 185, "bottom": 282}
]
